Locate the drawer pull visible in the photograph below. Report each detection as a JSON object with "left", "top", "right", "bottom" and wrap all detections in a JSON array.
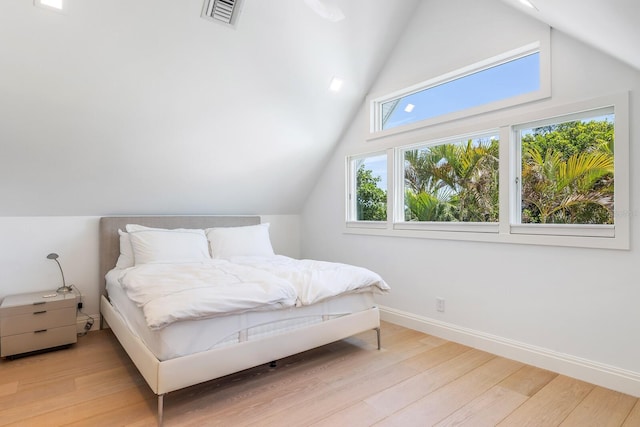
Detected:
[
  {"left": 33, "top": 310, "right": 47, "bottom": 315},
  {"left": 34, "top": 329, "right": 48, "bottom": 333},
  {"left": 33, "top": 301, "right": 46, "bottom": 306}
]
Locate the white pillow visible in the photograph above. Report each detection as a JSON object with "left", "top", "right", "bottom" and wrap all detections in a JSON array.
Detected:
[
  {"left": 115, "top": 229, "right": 134, "bottom": 269},
  {"left": 125, "top": 224, "right": 211, "bottom": 265},
  {"left": 206, "top": 223, "right": 275, "bottom": 258}
]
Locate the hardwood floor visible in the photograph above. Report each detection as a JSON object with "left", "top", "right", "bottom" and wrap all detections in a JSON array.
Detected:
[{"left": 1, "top": 321, "right": 639, "bottom": 426}]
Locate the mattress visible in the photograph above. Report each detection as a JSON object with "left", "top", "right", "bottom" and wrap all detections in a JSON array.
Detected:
[{"left": 106, "top": 269, "right": 377, "bottom": 361}]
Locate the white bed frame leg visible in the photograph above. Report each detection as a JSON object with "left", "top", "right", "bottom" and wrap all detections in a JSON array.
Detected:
[
  {"left": 158, "top": 393, "right": 165, "bottom": 427},
  {"left": 375, "top": 327, "right": 381, "bottom": 350}
]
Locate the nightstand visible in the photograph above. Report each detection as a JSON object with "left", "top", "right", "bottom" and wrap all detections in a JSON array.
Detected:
[{"left": 0, "top": 290, "right": 77, "bottom": 358}]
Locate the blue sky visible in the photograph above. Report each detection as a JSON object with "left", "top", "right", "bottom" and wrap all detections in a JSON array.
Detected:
[
  {"left": 384, "top": 52, "right": 540, "bottom": 130},
  {"left": 363, "top": 52, "right": 540, "bottom": 190},
  {"left": 363, "top": 53, "right": 540, "bottom": 191},
  {"left": 360, "top": 155, "right": 387, "bottom": 190}
]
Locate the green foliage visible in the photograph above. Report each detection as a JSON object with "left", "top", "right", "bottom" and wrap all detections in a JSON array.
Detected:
[
  {"left": 402, "top": 118, "right": 614, "bottom": 225},
  {"left": 522, "top": 119, "right": 614, "bottom": 159},
  {"left": 404, "top": 138, "right": 499, "bottom": 222},
  {"left": 356, "top": 165, "right": 387, "bottom": 221},
  {"left": 521, "top": 119, "right": 614, "bottom": 224},
  {"left": 405, "top": 190, "right": 456, "bottom": 222},
  {"left": 360, "top": 118, "right": 613, "bottom": 225}
]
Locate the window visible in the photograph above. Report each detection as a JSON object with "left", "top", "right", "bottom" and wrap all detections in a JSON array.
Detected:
[
  {"left": 347, "top": 153, "right": 387, "bottom": 222},
  {"left": 371, "top": 43, "right": 549, "bottom": 134},
  {"left": 382, "top": 53, "right": 539, "bottom": 131},
  {"left": 401, "top": 132, "right": 499, "bottom": 223},
  {"left": 346, "top": 93, "right": 629, "bottom": 249},
  {"left": 512, "top": 108, "right": 616, "bottom": 237}
]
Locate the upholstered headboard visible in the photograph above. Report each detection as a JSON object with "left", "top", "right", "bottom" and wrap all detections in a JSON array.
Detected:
[{"left": 98, "top": 216, "right": 261, "bottom": 300}]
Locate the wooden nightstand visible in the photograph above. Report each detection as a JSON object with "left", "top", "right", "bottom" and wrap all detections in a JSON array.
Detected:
[{"left": 0, "top": 290, "right": 77, "bottom": 358}]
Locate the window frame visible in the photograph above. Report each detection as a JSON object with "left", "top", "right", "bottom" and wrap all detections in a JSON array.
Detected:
[
  {"left": 345, "top": 92, "right": 629, "bottom": 250},
  {"left": 394, "top": 130, "right": 501, "bottom": 233},
  {"left": 511, "top": 106, "right": 616, "bottom": 237},
  {"left": 345, "top": 151, "right": 390, "bottom": 227},
  {"left": 368, "top": 40, "right": 551, "bottom": 140}
]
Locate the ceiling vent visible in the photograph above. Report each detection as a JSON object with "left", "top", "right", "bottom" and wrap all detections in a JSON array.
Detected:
[{"left": 201, "top": 0, "right": 243, "bottom": 28}]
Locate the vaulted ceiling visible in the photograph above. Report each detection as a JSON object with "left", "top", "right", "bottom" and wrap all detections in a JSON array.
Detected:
[
  {"left": 501, "top": 0, "right": 640, "bottom": 71},
  {"left": 0, "top": 0, "right": 636, "bottom": 216},
  {"left": 0, "top": 0, "right": 420, "bottom": 215}
]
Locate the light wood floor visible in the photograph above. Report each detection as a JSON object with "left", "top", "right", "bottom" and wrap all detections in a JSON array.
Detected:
[{"left": 1, "top": 322, "right": 639, "bottom": 426}]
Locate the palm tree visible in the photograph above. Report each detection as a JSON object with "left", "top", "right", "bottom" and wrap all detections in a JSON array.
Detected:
[
  {"left": 404, "top": 138, "right": 499, "bottom": 222},
  {"left": 521, "top": 147, "right": 614, "bottom": 224},
  {"left": 404, "top": 188, "right": 457, "bottom": 221}
]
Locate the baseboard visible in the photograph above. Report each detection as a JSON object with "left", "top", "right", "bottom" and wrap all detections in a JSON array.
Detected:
[{"left": 380, "top": 305, "right": 640, "bottom": 398}]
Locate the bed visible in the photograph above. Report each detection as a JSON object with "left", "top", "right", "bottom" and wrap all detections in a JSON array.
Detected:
[{"left": 98, "top": 216, "right": 385, "bottom": 425}]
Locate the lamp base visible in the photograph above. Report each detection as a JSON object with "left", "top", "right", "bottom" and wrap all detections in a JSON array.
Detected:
[{"left": 57, "top": 285, "right": 73, "bottom": 294}]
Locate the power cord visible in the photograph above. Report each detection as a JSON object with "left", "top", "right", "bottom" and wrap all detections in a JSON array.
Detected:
[{"left": 70, "top": 284, "right": 95, "bottom": 336}]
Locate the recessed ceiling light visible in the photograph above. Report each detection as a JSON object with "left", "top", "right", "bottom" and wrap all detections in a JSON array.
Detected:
[
  {"left": 35, "top": 0, "right": 64, "bottom": 11},
  {"left": 304, "top": 0, "right": 345, "bottom": 22},
  {"left": 518, "top": 0, "right": 537, "bottom": 10},
  {"left": 329, "top": 77, "right": 343, "bottom": 92},
  {"left": 404, "top": 104, "right": 415, "bottom": 113}
]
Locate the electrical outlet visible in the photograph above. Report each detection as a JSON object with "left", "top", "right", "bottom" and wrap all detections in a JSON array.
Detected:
[{"left": 436, "top": 297, "right": 445, "bottom": 312}]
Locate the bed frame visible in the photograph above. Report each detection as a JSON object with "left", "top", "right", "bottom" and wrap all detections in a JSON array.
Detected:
[{"left": 98, "top": 216, "right": 381, "bottom": 426}]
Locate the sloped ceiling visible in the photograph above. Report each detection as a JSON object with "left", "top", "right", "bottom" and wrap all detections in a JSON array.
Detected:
[
  {"left": 3, "top": 0, "right": 634, "bottom": 217},
  {"left": 501, "top": 0, "right": 640, "bottom": 71},
  {"left": 0, "top": 0, "right": 420, "bottom": 215}
]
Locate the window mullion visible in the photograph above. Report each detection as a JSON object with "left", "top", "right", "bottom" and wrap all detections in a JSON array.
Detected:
[
  {"left": 387, "top": 148, "right": 397, "bottom": 227},
  {"left": 498, "top": 126, "right": 511, "bottom": 234},
  {"left": 512, "top": 126, "right": 523, "bottom": 227}
]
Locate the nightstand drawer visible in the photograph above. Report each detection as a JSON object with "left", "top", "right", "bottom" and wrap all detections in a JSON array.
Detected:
[
  {"left": 0, "top": 297, "right": 75, "bottom": 317},
  {"left": 0, "top": 325, "right": 77, "bottom": 357},
  {"left": 0, "top": 307, "right": 76, "bottom": 336}
]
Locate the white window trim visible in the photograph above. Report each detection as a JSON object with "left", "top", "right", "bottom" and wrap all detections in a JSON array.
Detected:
[
  {"left": 394, "top": 222, "right": 499, "bottom": 234},
  {"left": 511, "top": 224, "right": 614, "bottom": 238},
  {"left": 345, "top": 92, "right": 630, "bottom": 250},
  {"left": 395, "top": 129, "right": 500, "bottom": 225},
  {"left": 346, "top": 220, "right": 389, "bottom": 230},
  {"left": 367, "top": 36, "right": 551, "bottom": 141},
  {"left": 511, "top": 105, "right": 616, "bottom": 237},
  {"left": 345, "top": 151, "right": 388, "bottom": 223}
]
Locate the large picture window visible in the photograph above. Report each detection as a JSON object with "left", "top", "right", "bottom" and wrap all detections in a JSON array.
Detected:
[
  {"left": 516, "top": 109, "right": 614, "bottom": 226},
  {"left": 402, "top": 132, "right": 499, "bottom": 223},
  {"left": 347, "top": 93, "right": 629, "bottom": 249}
]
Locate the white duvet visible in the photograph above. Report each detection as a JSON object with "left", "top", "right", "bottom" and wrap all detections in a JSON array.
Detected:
[
  {"left": 115, "top": 256, "right": 390, "bottom": 330},
  {"left": 117, "top": 259, "right": 298, "bottom": 330},
  {"left": 228, "top": 255, "right": 391, "bottom": 306}
]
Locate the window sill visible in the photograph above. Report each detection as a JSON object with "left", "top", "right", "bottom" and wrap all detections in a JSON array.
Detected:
[
  {"left": 346, "top": 221, "right": 388, "bottom": 230},
  {"left": 394, "top": 221, "right": 498, "bottom": 234},
  {"left": 511, "top": 224, "right": 615, "bottom": 238},
  {"left": 343, "top": 222, "right": 627, "bottom": 250}
]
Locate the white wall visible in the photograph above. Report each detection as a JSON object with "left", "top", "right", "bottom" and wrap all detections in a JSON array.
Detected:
[
  {"left": 0, "top": 0, "right": 410, "bottom": 331},
  {"left": 0, "top": 0, "right": 418, "bottom": 217},
  {"left": 0, "top": 215, "right": 301, "bottom": 322},
  {"left": 301, "top": 0, "right": 640, "bottom": 396}
]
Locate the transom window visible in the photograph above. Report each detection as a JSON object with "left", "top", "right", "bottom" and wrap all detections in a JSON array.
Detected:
[
  {"left": 383, "top": 53, "right": 539, "bottom": 131},
  {"left": 370, "top": 43, "right": 549, "bottom": 134}
]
